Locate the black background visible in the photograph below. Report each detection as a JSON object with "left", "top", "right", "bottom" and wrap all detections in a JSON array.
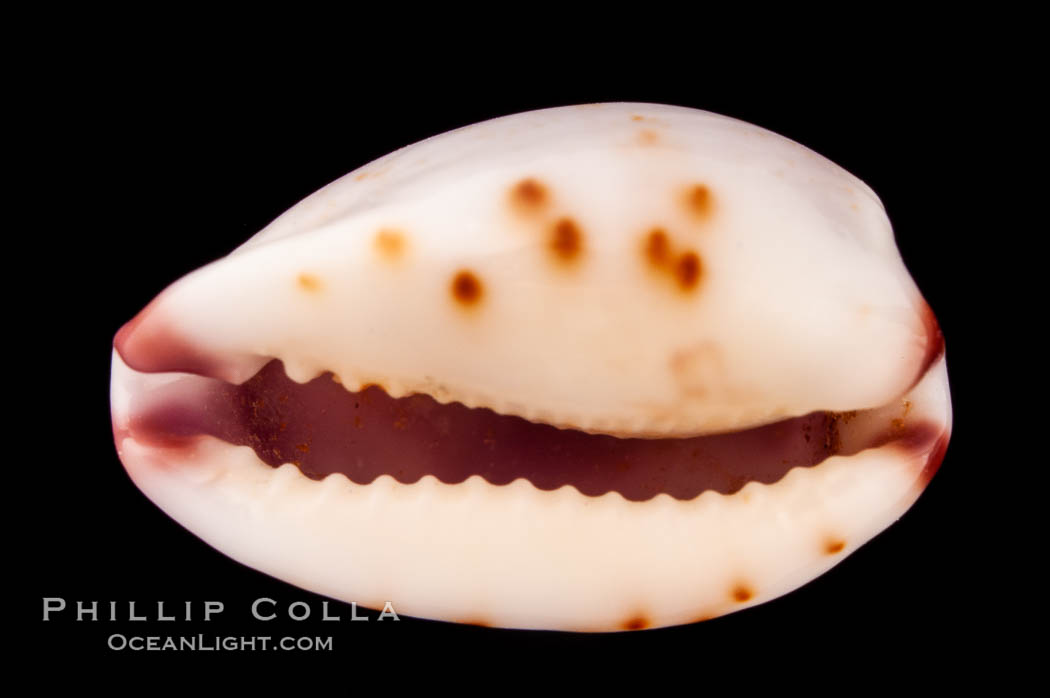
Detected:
[{"left": 23, "top": 43, "right": 1003, "bottom": 672}]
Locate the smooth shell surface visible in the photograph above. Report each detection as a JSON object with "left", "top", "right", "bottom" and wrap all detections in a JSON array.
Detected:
[
  {"left": 116, "top": 103, "right": 933, "bottom": 437},
  {"left": 111, "top": 103, "right": 951, "bottom": 631}
]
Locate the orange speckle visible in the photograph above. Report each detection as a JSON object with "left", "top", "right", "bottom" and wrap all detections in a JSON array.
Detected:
[
  {"left": 638, "top": 129, "right": 659, "bottom": 145},
  {"left": 510, "top": 178, "right": 548, "bottom": 212},
  {"left": 631, "top": 114, "right": 644, "bottom": 122},
  {"left": 643, "top": 229, "right": 705, "bottom": 295},
  {"left": 824, "top": 416, "right": 842, "bottom": 452},
  {"left": 295, "top": 443, "right": 310, "bottom": 454},
  {"left": 674, "top": 251, "right": 702, "bottom": 291},
  {"left": 463, "top": 618, "right": 490, "bottom": 628},
  {"left": 685, "top": 184, "right": 714, "bottom": 219},
  {"left": 825, "top": 539, "right": 846, "bottom": 555},
  {"left": 622, "top": 615, "right": 649, "bottom": 631},
  {"left": 731, "top": 584, "right": 753, "bottom": 603},
  {"left": 374, "top": 229, "right": 406, "bottom": 260},
  {"left": 645, "top": 228, "right": 670, "bottom": 267},
  {"left": 549, "top": 217, "right": 583, "bottom": 263},
  {"left": 297, "top": 273, "right": 322, "bottom": 292},
  {"left": 451, "top": 270, "right": 483, "bottom": 306}
]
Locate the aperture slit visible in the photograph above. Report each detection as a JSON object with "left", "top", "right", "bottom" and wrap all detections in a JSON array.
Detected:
[{"left": 128, "top": 359, "right": 933, "bottom": 502}]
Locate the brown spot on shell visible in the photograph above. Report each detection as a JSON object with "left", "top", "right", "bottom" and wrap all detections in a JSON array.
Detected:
[
  {"left": 297, "top": 273, "right": 322, "bottom": 292},
  {"left": 731, "top": 584, "right": 754, "bottom": 603},
  {"left": 622, "top": 615, "right": 649, "bottom": 631},
  {"left": 642, "top": 229, "right": 704, "bottom": 295},
  {"left": 825, "top": 539, "right": 846, "bottom": 555},
  {"left": 669, "top": 341, "right": 727, "bottom": 399},
  {"left": 638, "top": 129, "right": 659, "bottom": 145},
  {"left": 684, "top": 184, "right": 714, "bottom": 220},
  {"left": 674, "top": 251, "right": 702, "bottom": 291},
  {"left": 549, "top": 217, "right": 583, "bottom": 263},
  {"left": 374, "top": 229, "right": 406, "bottom": 260},
  {"left": 510, "top": 178, "right": 548, "bottom": 213},
  {"left": 646, "top": 228, "right": 670, "bottom": 266},
  {"left": 451, "top": 270, "right": 483, "bottom": 306}
]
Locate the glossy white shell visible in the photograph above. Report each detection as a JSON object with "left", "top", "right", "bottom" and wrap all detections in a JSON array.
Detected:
[
  {"left": 110, "top": 103, "right": 951, "bottom": 631},
  {"left": 120, "top": 103, "right": 931, "bottom": 437}
]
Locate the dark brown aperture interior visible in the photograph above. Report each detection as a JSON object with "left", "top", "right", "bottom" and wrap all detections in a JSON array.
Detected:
[{"left": 127, "top": 358, "right": 866, "bottom": 502}]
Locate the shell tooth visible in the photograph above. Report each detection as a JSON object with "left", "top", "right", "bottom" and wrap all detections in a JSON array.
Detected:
[
  {"left": 110, "top": 102, "right": 952, "bottom": 631},
  {"left": 278, "top": 358, "right": 327, "bottom": 385}
]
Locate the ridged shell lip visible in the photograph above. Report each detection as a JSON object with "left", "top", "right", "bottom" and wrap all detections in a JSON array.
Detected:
[
  {"left": 112, "top": 323, "right": 947, "bottom": 504},
  {"left": 110, "top": 346, "right": 951, "bottom": 631}
]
